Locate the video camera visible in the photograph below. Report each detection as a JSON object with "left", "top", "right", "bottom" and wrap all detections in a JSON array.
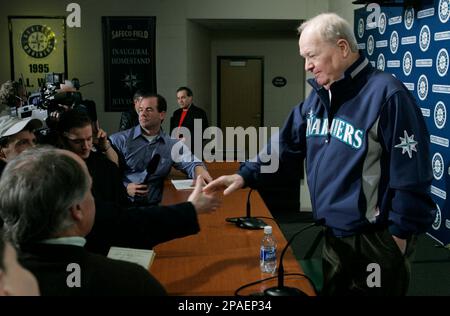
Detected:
[
  {"left": 12, "top": 73, "right": 97, "bottom": 145},
  {"left": 19, "top": 73, "right": 96, "bottom": 122},
  {"left": 27, "top": 73, "right": 83, "bottom": 115}
]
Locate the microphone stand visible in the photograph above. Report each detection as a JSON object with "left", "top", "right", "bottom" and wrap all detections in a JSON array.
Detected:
[
  {"left": 226, "top": 189, "right": 267, "bottom": 230},
  {"left": 264, "top": 219, "right": 324, "bottom": 296}
]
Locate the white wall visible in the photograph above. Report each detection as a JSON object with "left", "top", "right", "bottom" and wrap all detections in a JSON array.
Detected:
[
  {"left": 186, "top": 21, "right": 212, "bottom": 122},
  {"left": 211, "top": 31, "right": 304, "bottom": 128}
]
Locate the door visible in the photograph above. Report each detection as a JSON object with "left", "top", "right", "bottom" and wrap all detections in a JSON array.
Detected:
[{"left": 218, "top": 57, "right": 263, "bottom": 160}]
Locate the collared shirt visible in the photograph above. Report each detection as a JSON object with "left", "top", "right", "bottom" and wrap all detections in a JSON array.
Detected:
[
  {"left": 110, "top": 126, "right": 204, "bottom": 204},
  {"left": 40, "top": 236, "right": 87, "bottom": 247}
]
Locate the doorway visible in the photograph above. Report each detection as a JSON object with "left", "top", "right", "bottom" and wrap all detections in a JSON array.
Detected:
[{"left": 217, "top": 56, "right": 263, "bottom": 160}]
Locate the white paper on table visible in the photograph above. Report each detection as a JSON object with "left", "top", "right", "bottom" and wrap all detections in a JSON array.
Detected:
[
  {"left": 171, "top": 179, "right": 195, "bottom": 190},
  {"left": 107, "top": 247, "right": 155, "bottom": 269}
]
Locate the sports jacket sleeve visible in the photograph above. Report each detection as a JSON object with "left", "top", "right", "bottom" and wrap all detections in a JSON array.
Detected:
[
  {"left": 239, "top": 102, "right": 307, "bottom": 188},
  {"left": 378, "top": 90, "right": 436, "bottom": 238}
]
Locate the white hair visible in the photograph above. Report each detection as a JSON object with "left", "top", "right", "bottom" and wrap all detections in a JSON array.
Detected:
[{"left": 298, "top": 13, "right": 359, "bottom": 52}]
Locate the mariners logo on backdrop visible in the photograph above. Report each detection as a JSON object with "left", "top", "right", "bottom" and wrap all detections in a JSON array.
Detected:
[
  {"left": 390, "top": 31, "right": 399, "bottom": 54},
  {"left": 436, "top": 48, "right": 449, "bottom": 77},
  {"left": 394, "top": 130, "right": 418, "bottom": 158},
  {"left": 378, "top": 13, "right": 387, "bottom": 35},
  {"left": 306, "top": 115, "right": 364, "bottom": 149},
  {"left": 433, "top": 152, "right": 445, "bottom": 180},
  {"left": 377, "top": 53, "right": 385, "bottom": 71},
  {"left": 432, "top": 204, "right": 442, "bottom": 230},
  {"left": 367, "top": 35, "right": 374, "bottom": 56},
  {"left": 434, "top": 101, "right": 447, "bottom": 129},
  {"left": 439, "top": 0, "right": 450, "bottom": 23},
  {"left": 418, "top": 75, "right": 429, "bottom": 100},
  {"left": 403, "top": 51, "right": 413, "bottom": 76},
  {"left": 358, "top": 18, "right": 365, "bottom": 38},
  {"left": 404, "top": 8, "right": 415, "bottom": 30},
  {"left": 419, "top": 25, "right": 431, "bottom": 52}
]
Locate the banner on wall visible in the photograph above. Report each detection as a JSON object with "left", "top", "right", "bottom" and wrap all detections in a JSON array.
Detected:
[
  {"left": 8, "top": 16, "right": 68, "bottom": 92},
  {"left": 355, "top": 0, "right": 450, "bottom": 247},
  {"left": 102, "top": 16, "right": 156, "bottom": 112}
]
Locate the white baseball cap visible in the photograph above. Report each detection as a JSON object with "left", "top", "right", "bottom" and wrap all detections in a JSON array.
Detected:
[{"left": 0, "top": 115, "right": 43, "bottom": 138}]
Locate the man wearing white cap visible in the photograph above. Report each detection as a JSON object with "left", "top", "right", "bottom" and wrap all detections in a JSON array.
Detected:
[{"left": 0, "top": 115, "right": 43, "bottom": 174}]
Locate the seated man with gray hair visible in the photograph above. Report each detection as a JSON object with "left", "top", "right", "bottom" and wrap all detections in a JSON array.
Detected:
[{"left": 0, "top": 146, "right": 166, "bottom": 296}]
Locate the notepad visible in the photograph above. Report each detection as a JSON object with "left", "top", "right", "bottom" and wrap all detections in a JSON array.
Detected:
[
  {"left": 107, "top": 247, "right": 155, "bottom": 269},
  {"left": 171, "top": 179, "right": 195, "bottom": 190}
]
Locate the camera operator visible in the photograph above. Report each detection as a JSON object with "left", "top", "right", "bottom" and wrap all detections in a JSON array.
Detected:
[{"left": 0, "top": 80, "right": 27, "bottom": 116}]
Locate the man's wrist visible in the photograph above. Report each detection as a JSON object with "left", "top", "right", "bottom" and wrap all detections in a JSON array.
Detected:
[{"left": 100, "top": 141, "right": 111, "bottom": 152}]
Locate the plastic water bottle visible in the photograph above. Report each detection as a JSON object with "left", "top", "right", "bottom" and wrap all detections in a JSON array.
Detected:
[{"left": 260, "top": 225, "right": 277, "bottom": 274}]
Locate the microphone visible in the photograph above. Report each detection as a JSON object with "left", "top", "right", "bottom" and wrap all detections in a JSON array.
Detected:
[
  {"left": 135, "top": 154, "right": 161, "bottom": 206},
  {"left": 142, "top": 153, "right": 161, "bottom": 184},
  {"left": 225, "top": 189, "right": 267, "bottom": 230},
  {"left": 264, "top": 218, "right": 325, "bottom": 296}
]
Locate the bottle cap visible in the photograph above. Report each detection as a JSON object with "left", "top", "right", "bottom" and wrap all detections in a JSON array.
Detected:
[{"left": 264, "top": 226, "right": 272, "bottom": 234}]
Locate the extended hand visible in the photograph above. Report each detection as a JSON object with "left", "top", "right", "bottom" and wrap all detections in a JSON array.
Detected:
[
  {"left": 188, "top": 176, "right": 222, "bottom": 213},
  {"left": 203, "top": 174, "right": 244, "bottom": 195},
  {"left": 194, "top": 166, "right": 213, "bottom": 184}
]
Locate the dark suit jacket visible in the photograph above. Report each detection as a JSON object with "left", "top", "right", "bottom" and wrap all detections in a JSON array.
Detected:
[
  {"left": 85, "top": 150, "right": 130, "bottom": 206},
  {"left": 169, "top": 104, "right": 209, "bottom": 138},
  {"left": 19, "top": 243, "right": 166, "bottom": 296},
  {"left": 86, "top": 200, "right": 200, "bottom": 255}
]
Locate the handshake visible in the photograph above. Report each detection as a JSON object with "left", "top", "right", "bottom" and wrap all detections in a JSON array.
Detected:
[{"left": 187, "top": 175, "right": 222, "bottom": 214}]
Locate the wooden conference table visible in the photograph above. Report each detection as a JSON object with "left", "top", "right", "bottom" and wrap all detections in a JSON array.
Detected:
[{"left": 151, "top": 162, "right": 315, "bottom": 296}]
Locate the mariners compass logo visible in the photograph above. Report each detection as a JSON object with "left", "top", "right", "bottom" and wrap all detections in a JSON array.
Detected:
[
  {"left": 390, "top": 31, "right": 399, "bottom": 54},
  {"left": 419, "top": 25, "right": 431, "bottom": 52},
  {"left": 404, "top": 8, "right": 415, "bottom": 30},
  {"left": 394, "top": 130, "right": 418, "bottom": 158},
  {"left": 432, "top": 152, "right": 444, "bottom": 180},
  {"left": 439, "top": 0, "right": 450, "bottom": 23},
  {"left": 378, "top": 13, "right": 387, "bottom": 35},
  {"left": 417, "top": 75, "right": 429, "bottom": 101},
  {"left": 358, "top": 18, "right": 365, "bottom": 38},
  {"left": 403, "top": 51, "right": 413, "bottom": 76},
  {"left": 434, "top": 101, "right": 447, "bottom": 129},
  {"left": 367, "top": 35, "right": 374, "bottom": 56},
  {"left": 377, "top": 53, "right": 385, "bottom": 71},
  {"left": 436, "top": 48, "right": 449, "bottom": 77},
  {"left": 432, "top": 204, "right": 442, "bottom": 230}
]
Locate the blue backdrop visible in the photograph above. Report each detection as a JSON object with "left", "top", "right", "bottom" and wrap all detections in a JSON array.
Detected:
[{"left": 355, "top": 0, "right": 450, "bottom": 247}]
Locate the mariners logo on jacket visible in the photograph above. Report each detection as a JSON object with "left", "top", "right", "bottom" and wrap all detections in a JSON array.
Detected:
[
  {"left": 306, "top": 114, "right": 364, "bottom": 149},
  {"left": 394, "top": 130, "right": 418, "bottom": 158}
]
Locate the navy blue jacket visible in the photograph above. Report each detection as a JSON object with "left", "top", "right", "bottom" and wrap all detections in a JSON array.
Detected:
[{"left": 240, "top": 55, "right": 436, "bottom": 238}]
